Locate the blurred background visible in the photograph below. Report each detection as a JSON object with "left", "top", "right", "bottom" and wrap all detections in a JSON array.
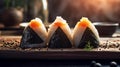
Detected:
[
  {"left": 0, "top": 0, "right": 120, "bottom": 36},
  {"left": 0, "top": 0, "right": 120, "bottom": 27},
  {"left": 48, "top": 0, "right": 120, "bottom": 27},
  {"left": 0, "top": 0, "right": 45, "bottom": 28}
]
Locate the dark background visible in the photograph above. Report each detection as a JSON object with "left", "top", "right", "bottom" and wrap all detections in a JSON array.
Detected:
[{"left": 0, "top": 0, "right": 120, "bottom": 27}]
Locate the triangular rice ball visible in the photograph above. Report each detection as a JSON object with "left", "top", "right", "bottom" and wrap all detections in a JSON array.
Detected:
[
  {"left": 73, "top": 17, "right": 100, "bottom": 48},
  {"left": 20, "top": 18, "right": 47, "bottom": 48},
  {"left": 47, "top": 16, "right": 72, "bottom": 48}
]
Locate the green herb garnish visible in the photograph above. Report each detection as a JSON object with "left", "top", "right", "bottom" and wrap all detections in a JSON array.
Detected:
[{"left": 84, "top": 41, "right": 93, "bottom": 51}]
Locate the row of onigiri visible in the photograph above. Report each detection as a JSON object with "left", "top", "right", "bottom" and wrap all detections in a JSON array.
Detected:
[{"left": 20, "top": 16, "right": 100, "bottom": 49}]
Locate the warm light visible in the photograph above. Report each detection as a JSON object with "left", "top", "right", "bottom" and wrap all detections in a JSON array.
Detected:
[
  {"left": 20, "top": 23, "right": 29, "bottom": 27},
  {"left": 42, "top": 0, "right": 47, "bottom": 10}
]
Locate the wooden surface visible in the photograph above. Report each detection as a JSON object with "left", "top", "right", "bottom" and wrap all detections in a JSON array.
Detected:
[
  {"left": 0, "top": 48, "right": 120, "bottom": 60},
  {"left": 0, "top": 36, "right": 120, "bottom": 59}
]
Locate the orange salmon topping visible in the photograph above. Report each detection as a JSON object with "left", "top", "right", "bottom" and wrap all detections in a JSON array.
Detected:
[
  {"left": 54, "top": 22, "right": 64, "bottom": 27},
  {"left": 78, "top": 21, "right": 89, "bottom": 27},
  {"left": 78, "top": 17, "right": 90, "bottom": 27},
  {"left": 29, "top": 20, "right": 41, "bottom": 28}
]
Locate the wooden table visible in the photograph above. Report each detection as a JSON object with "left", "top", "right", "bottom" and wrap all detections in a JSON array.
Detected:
[{"left": 0, "top": 36, "right": 120, "bottom": 60}]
